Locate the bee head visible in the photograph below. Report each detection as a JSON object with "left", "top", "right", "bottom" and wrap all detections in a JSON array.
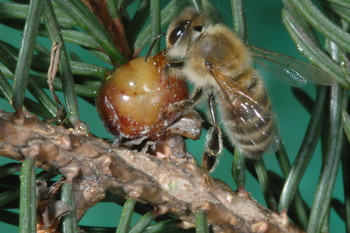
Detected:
[{"left": 165, "top": 8, "right": 206, "bottom": 59}]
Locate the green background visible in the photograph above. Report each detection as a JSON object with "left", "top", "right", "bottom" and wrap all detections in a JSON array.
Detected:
[{"left": 0, "top": 0, "right": 344, "bottom": 232}]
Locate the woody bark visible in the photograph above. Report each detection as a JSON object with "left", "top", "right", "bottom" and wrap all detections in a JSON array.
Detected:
[{"left": 0, "top": 111, "right": 303, "bottom": 233}]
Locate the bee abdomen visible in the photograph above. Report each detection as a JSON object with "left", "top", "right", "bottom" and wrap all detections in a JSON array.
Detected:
[
  {"left": 218, "top": 72, "right": 278, "bottom": 158},
  {"left": 231, "top": 116, "right": 276, "bottom": 157},
  {"left": 222, "top": 107, "right": 276, "bottom": 157}
]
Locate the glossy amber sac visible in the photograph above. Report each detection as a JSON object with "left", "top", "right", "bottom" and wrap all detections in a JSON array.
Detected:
[{"left": 96, "top": 54, "right": 188, "bottom": 140}]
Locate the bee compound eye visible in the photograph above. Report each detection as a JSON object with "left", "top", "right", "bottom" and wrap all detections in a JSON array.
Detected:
[
  {"left": 168, "top": 20, "right": 191, "bottom": 46},
  {"left": 168, "top": 25, "right": 185, "bottom": 46}
]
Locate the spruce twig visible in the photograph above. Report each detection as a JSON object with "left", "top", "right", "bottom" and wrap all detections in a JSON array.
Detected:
[{"left": 0, "top": 112, "right": 303, "bottom": 233}]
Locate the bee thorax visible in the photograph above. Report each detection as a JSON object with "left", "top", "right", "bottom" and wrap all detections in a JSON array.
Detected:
[{"left": 182, "top": 63, "right": 218, "bottom": 88}]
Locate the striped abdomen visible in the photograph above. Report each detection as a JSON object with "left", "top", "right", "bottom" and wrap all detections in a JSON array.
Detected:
[{"left": 217, "top": 69, "right": 279, "bottom": 158}]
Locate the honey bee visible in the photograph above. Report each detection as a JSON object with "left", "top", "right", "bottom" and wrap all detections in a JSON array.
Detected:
[{"left": 157, "top": 8, "right": 334, "bottom": 172}]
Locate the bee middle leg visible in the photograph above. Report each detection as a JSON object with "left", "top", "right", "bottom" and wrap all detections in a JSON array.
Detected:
[{"left": 202, "top": 92, "right": 222, "bottom": 173}]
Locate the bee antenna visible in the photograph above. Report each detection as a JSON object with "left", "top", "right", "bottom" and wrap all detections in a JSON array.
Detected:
[{"left": 145, "top": 33, "right": 166, "bottom": 62}]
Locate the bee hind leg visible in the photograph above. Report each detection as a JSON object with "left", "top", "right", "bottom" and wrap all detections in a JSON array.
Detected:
[{"left": 202, "top": 92, "right": 222, "bottom": 172}]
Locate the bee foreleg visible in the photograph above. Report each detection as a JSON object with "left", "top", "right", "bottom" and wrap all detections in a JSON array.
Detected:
[
  {"left": 202, "top": 93, "right": 222, "bottom": 172},
  {"left": 165, "top": 61, "right": 185, "bottom": 70},
  {"left": 163, "top": 61, "right": 187, "bottom": 79},
  {"left": 164, "top": 88, "right": 203, "bottom": 118}
]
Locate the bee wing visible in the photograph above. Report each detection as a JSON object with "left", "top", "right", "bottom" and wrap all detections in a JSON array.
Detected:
[
  {"left": 209, "top": 68, "right": 279, "bottom": 155},
  {"left": 248, "top": 45, "right": 335, "bottom": 87}
]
